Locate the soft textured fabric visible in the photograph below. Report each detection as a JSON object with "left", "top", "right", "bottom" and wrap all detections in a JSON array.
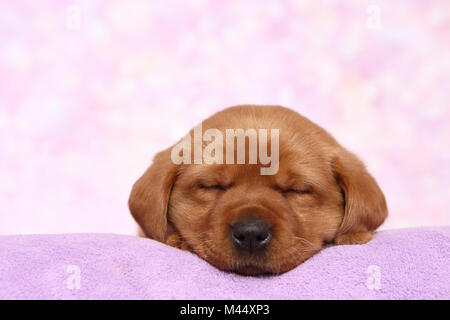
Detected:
[{"left": 0, "top": 227, "right": 449, "bottom": 300}]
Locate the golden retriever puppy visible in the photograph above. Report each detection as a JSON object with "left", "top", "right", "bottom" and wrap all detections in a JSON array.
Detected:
[{"left": 129, "top": 105, "right": 387, "bottom": 275}]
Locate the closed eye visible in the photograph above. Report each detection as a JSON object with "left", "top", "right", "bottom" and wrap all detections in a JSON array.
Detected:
[
  {"left": 279, "top": 188, "right": 313, "bottom": 197},
  {"left": 198, "top": 184, "right": 227, "bottom": 192}
]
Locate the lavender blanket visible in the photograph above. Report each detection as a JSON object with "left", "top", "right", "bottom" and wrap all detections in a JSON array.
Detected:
[{"left": 1, "top": 227, "right": 449, "bottom": 300}]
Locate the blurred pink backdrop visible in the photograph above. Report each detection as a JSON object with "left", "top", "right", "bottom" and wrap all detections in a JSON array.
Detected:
[{"left": 1, "top": 0, "right": 449, "bottom": 235}]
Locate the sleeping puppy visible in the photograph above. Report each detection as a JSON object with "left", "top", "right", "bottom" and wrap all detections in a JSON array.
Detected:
[{"left": 129, "top": 105, "right": 387, "bottom": 275}]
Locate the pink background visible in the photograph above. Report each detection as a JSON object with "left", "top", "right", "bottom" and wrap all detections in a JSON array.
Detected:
[{"left": 1, "top": 0, "right": 449, "bottom": 235}]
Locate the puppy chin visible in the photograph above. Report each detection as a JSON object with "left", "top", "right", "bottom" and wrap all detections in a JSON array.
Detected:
[
  {"left": 223, "top": 255, "right": 303, "bottom": 276},
  {"left": 195, "top": 248, "right": 275, "bottom": 276},
  {"left": 231, "top": 264, "right": 274, "bottom": 276},
  {"left": 227, "top": 259, "right": 301, "bottom": 276}
]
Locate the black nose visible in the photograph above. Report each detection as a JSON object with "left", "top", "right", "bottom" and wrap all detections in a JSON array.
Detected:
[{"left": 231, "top": 219, "right": 271, "bottom": 253}]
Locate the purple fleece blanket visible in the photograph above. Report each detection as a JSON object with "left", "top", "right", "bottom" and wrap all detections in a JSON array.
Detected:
[{"left": 1, "top": 227, "right": 449, "bottom": 300}]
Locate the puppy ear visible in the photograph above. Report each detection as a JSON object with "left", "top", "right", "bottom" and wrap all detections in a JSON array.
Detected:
[
  {"left": 332, "top": 149, "right": 388, "bottom": 244},
  {"left": 128, "top": 148, "right": 178, "bottom": 242}
]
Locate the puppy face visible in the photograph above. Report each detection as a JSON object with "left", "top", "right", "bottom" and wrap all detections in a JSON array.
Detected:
[{"left": 129, "top": 106, "right": 388, "bottom": 275}]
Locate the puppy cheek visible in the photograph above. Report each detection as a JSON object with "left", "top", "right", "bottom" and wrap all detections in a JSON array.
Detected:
[
  {"left": 166, "top": 231, "right": 193, "bottom": 251},
  {"left": 170, "top": 195, "right": 221, "bottom": 256},
  {"left": 291, "top": 191, "right": 344, "bottom": 241},
  {"left": 210, "top": 215, "right": 235, "bottom": 257}
]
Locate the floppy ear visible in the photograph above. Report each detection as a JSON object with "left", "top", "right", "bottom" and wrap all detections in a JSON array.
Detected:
[
  {"left": 332, "top": 149, "right": 388, "bottom": 245},
  {"left": 128, "top": 148, "right": 178, "bottom": 242}
]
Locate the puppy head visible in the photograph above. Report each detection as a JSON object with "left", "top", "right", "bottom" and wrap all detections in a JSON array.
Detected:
[{"left": 129, "top": 105, "right": 387, "bottom": 275}]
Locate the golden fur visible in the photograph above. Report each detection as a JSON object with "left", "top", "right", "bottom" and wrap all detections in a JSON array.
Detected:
[{"left": 129, "top": 105, "right": 388, "bottom": 275}]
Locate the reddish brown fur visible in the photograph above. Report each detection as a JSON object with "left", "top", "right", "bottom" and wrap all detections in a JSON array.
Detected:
[{"left": 129, "top": 105, "right": 388, "bottom": 275}]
